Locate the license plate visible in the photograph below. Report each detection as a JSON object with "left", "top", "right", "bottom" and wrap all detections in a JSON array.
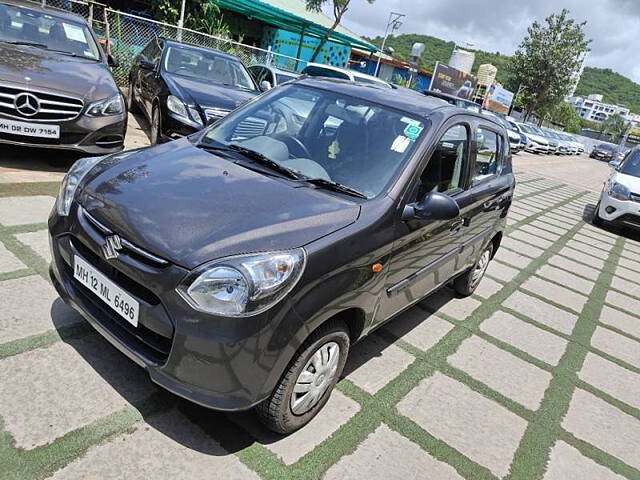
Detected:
[
  {"left": 0, "top": 118, "right": 60, "bottom": 139},
  {"left": 73, "top": 255, "right": 139, "bottom": 326}
]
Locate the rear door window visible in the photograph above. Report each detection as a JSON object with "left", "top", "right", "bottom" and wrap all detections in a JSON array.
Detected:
[{"left": 474, "top": 128, "right": 502, "bottom": 183}]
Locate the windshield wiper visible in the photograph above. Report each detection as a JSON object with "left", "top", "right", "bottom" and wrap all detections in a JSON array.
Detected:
[
  {"left": 3, "top": 40, "right": 89, "bottom": 58},
  {"left": 300, "top": 177, "right": 368, "bottom": 199},
  {"left": 4, "top": 40, "right": 50, "bottom": 48},
  {"left": 199, "top": 143, "right": 301, "bottom": 180}
]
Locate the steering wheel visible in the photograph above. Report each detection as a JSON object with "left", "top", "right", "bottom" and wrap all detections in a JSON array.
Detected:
[{"left": 274, "top": 134, "right": 312, "bottom": 159}]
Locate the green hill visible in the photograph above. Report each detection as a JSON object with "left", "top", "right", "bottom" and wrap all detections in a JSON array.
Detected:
[
  {"left": 574, "top": 67, "right": 640, "bottom": 113},
  {"left": 364, "top": 34, "right": 640, "bottom": 113}
]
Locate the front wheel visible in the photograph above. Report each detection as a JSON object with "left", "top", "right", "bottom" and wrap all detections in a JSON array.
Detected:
[
  {"left": 150, "top": 105, "right": 162, "bottom": 146},
  {"left": 126, "top": 81, "right": 139, "bottom": 114},
  {"left": 454, "top": 242, "right": 493, "bottom": 297},
  {"left": 593, "top": 201, "right": 604, "bottom": 227},
  {"left": 256, "top": 320, "right": 350, "bottom": 434}
]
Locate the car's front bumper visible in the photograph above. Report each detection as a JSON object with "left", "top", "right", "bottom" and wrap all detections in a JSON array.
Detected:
[
  {"left": 598, "top": 191, "right": 640, "bottom": 229},
  {"left": 0, "top": 112, "right": 127, "bottom": 155},
  {"left": 48, "top": 203, "right": 303, "bottom": 411}
]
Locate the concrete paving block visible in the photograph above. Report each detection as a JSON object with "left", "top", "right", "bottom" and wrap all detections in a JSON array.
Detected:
[
  {"left": 382, "top": 306, "right": 454, "bottom": 352},
  {"left": 480, "top": 311, "right": 567, "bottom": 365},
  {"left": 509, "top": 230, "right": 555, "bottom": 249},
  {"left": 502, "top": 238, "right": 545, "bottom": 259},
  {"left": 0, "top": 195, "right": 55, "bottom": 226},
  {"left": 530, "top": 220, "right": 568, "bottom": 236},
  {"left": 0, "top": 241, "right": 26, "bottom": 273},
  {"left": 503, "top": 291, "right": 577, "bottom": 335},
  {"left": 519, "top": 224, "right": 561, "bottom": 243},
  {"left": 421, "top": 289, "right": 482, "bottom": 321},
  {"left": 345, "top": 335, "right": 414, "bottom": 394},
  {"left": 599, "top": 305, "right": 640, "bottom": 339},
  {"left": 536, "top": 265, "right": 594, "bottom": 295},
  {"left": 566, "top": 239, "right": 612, "bottom": 257},
  {"left": 474, "top": 277, "right": 503, "bottom": 299},
  {"left": 536, "top": 216, "right": 572, "bottom": 231},
  {"left": 241, "top": 390, "right": 359, "bottom": 465},
  {"left": 579, "top": 352, "right": 640, "bottom": 410},
  {"left": 610, "top": 275, "right": 640, "bottom": 299},
  {"left": 494, "top": 249, "right": 533, "bottom": 269},
  {"left": 0, "top": 276, "right": 81, "bottom": 344},
  {"left": 591, "top": 326, "right": 639, "bottom": 368},
  {"left": 324, "top": 424, "right": 462, "bottom": 480},
  {"left": 574, "top": 232, "right": 615, "bottom": 248},
  {"left": 544, "top": 441, "right": 624, "bottom": 480},
  {"left": 614, "top": 265, "right": 640, "bottom": 284},
  {"left": 618, "top": 256, "right": 640, "bottom": 274},
  {"left": 51, "top": 411, "right": 259, "bottom": 479},
  {"left": 563, "top": 388, "right": 640, "bottom": 470},
  {"left": 397, "top": 372, "right": 527, "bottom": 478},
  {"left": 0, "top": 335, "right": 156, "bottom": 448},
  {"left": 521, "top": 276, "right": 587, "bottom": 313},
  {"left": 606, "top": 290, "right": 640, "bottom": 318},
  {"left": 558, "top": 247, "right": 605, "bottom": 270},
  {"left": 448, "top": 336, "right": 552, "bottom": 410},
  {"left": 16, "top": 229, "right": 51, "bottom": 263},
  {"left": 548, "top": 255, "right": 600, "bottom": 281},
  {"left": 486, "top": 261, "right": 519, "bottom": 283}
]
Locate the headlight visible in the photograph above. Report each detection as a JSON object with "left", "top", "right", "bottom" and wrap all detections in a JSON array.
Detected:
[
  {"left": 56, "top": 156, "right": 104, "bottom": 216},
  {"left": 609, "top": 182, "right": 631, "bottom": 201},
  {"left": 86, "top": 94, "right": 124, "bottom": 117},
  {"left": 167, "top": 95, "right": 203, "bottom": 126},
  {"left": 178, "top": 249, "right": 306, "bottom": 317}
]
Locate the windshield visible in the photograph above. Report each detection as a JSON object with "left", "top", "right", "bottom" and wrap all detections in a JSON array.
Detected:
[
  {"left": 164, "top": 46, "right": 256, "bottom": 90},
  {"left": 0, "top": 3, "right": 100, "bottom": 60},
  {"left": 619, "top": 150, "right": 640, "bottom": 177},
  {"left": 519, "top": 124, "right": 538, "bottom": 135},
  {"left": 276, "top": 73, "right": 297, "bottom": 84},
  {"left": 200, "top": 84, "right": 426, "bottom": 198}
]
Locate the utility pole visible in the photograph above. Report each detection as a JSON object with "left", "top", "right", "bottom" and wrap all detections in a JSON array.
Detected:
[
  {"left": 374, "top": 11, "right": 404, "bottom": 77},
  {"left": 177, "top": 0, "right": 186, "bottom": 41}
]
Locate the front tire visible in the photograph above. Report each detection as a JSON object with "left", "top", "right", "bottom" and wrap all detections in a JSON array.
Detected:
[
  {"left": 126, "top": 81, "right": 139, "bottom": 114},
  {"left": 593, "top": 201, "right": 604, "bottom": 227},
  {"left": 454, "top": 242, "right": 493, "bottom": 297},
  {"left": 256, "top": 320, "right": 350, "bottom": 434}
]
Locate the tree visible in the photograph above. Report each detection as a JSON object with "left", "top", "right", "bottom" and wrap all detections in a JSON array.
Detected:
[
  {"left": 602, "top": 113, "right": 630, "bottom": 141},
  {"left": 305, "top": 0, "right": 374, "bottom": 63},
  {"left": 185, "top": 2, "right": 230, "bottom": 38},
  {"left": 549, "top": 102, "right": 582, "bottom": 133},
  {"left": 509, "top": 9, "right": 591, "bottom": 121}
]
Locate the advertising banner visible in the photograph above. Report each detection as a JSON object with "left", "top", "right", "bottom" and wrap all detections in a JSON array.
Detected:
[
  {"left": 428, "top": 62, "right": 478, "bottom": 100},
  {"left": 483, "top": 84, "right": 514, "bottom": 115}
]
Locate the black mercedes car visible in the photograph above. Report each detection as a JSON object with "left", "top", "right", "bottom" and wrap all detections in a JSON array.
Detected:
[
  {"left": 0, "top": 0, "right": 126, "bottom": 154},
  {"left": 49, "top": 78, "right": 514, "bottom": 434},
  {"left": 127, "top": 38, "right": 259, "bottom": 144}
]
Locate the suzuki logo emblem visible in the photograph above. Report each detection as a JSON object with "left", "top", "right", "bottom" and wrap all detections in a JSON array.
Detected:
[
  {"left": 101, "top": 235, "right": 123, "bottom": 260},
  {"left": 14, "top": 93, "right": 40, "bottom": 117}
]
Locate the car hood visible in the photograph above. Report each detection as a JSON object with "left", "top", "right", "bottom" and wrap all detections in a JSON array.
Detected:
[
  {"left": 527, "top": 133, "right": 549, "bottom": 145},
  {"left": 0, "top": 43, "right": 118, "bottom": 100},
  {"left": 79, "top": 139, "right": 360, "bottom": 269},
  {"left": 614, "top": 172, "right": 640, "bottom": 193},
  {"left": 164, "top": 72, "right": 258, "bottom": 110}
]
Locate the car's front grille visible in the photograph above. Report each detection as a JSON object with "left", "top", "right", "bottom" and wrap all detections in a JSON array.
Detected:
[
  {"left": 618, "top": 213, "right": 640, "bottom": 228},
  {"left": 231, "top": 116, "right": 267, "bottom": 140},
  {"left": 0, "top": 83, "right": 84, "bottom": 122}
]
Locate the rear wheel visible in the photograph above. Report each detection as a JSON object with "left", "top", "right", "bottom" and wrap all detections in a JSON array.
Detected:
[
  {"left": 453, "top": 242, "right": 493, "bottom": 297},
  {"left": 256, "top": 320, "right": 350, "bottom": 434},
  {"left": 126, "top": 80, "right": 139, "bottom": 114},
  {"left": 150, "top": 105, "right": 162, "bottom": 145}
]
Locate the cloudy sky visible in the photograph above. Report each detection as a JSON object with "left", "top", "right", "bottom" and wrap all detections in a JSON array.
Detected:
[{"left": 327, "top": 0, "right": 640, "bottom": 83}]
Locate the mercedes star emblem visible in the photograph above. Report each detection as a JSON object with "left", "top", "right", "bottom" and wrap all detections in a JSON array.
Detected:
[{"left": 14, "top": 93, "right": 40, "bottom": 117}]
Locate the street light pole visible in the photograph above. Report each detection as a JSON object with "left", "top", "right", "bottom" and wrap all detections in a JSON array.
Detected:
[
  {"left": 177, "top": 0, "right": 187, "bottom": 41},
  {"left": 374, "top": 11, "right": 404, "bottom": 77}
]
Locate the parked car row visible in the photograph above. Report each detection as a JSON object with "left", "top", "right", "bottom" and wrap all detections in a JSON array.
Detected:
[
  {"left": 590, "top": 143, "right": 629, "bottom": 163},
  {"left": 507, "top": 120, "right": 585, "bottom": 156}
]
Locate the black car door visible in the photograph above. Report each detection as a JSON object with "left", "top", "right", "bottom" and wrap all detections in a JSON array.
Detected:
[
  {"left": 138, "top": 39, "right": 163, "bottom": 118},
  {"left": 376, "top": 119, "right": 476, "bottom": 323},
  {"left": 463, "top": 121, "right": 513, "bottom": 264}
]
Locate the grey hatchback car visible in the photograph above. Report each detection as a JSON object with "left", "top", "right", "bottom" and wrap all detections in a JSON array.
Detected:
[{"left": 49, "top": 78, "right": 515, "bottom": 433}]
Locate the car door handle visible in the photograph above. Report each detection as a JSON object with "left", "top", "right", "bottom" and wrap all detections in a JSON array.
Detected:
[{"left": 449, "top": 219, "right": 464, "bottom": 234}]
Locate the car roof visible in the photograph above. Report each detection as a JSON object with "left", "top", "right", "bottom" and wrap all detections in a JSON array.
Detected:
[
  {"left": 1, "top": 0, "right": 89, "bottom": 24},
  {"left": 161, "top": 38, "right": 243, "bottom": 62},
  {"left": 304, "top": 62, "right": 389, "bottom": 86},
  {"left": 289, "top": 77, "right": 506, "bottom": 128}
]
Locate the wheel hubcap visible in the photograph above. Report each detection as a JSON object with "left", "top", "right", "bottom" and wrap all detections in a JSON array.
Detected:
[
  {"left": 290, "top": 342, "right": 340, "bottom": 415},
  {"left": 471, "top": 249, "right": 491, "bottom": 288}
]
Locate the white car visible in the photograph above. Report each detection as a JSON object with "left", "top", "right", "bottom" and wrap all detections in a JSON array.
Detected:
[
  {"left": 509, "top": 121, "right": 550, "bottom": 153},
  {"left": 595, "top": 148, "right": 640, "bottom": 229},
  {"left": 301, "top": 63, "right": 392, "bottom": 88}
]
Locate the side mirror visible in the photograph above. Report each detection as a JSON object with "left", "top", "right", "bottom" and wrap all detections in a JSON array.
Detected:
[
  {"left": 139, "top": 59, "right": 155, "bottom": 71},
  {"left": 259, "top": 80, "right": 272, "bottom": 92},
  {"left": 107, "top": 54, "right": 119, "bottom": 68},
  {"left": 402, "top": 191, "right": 460, "bottom": 221}
]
